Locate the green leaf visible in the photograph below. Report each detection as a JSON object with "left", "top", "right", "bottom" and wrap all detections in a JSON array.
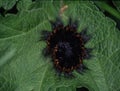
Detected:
[
  {"left": 0, "top": 0, "right": 16, "bottom": 9},
  {"left": 94, "top": 1, "right": 120, "bottom": 20},
  {"left": 113, "top": 1, "right": 120, "bottom": 12},
  {"left": 0, "top": 1, "right": 120, "bottom": 91}
]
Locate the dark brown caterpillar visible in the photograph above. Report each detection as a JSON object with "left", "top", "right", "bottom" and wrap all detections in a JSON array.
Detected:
[{"left": 40, "top": 17, "right": 92, "bottom": 77}]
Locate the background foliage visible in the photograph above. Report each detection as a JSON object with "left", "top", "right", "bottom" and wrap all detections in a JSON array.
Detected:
[{"left": 0, "top": 0, "right": 120, "bottom": 91}]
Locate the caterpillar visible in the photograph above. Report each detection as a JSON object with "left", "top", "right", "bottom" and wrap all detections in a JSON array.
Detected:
[{"left": 40, "top": 17, "right": 92, "bottom": 77}]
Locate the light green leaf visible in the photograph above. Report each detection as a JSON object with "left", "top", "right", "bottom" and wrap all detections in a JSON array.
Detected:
[
  {"left": 0, "top": 1, "right": 120, "bottom": 91},
  {"left": 0, "top": 0, "right": 16, "bottom": 9}
]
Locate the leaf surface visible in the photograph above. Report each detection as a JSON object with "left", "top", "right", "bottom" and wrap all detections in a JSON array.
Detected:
[{"left": 0, "top": 1, "right": 120, "bottom": 91}]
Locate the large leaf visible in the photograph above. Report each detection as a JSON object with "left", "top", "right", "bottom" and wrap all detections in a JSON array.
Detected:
[{"left": 0, "top": 1, "right": 120, "bottom": 91}]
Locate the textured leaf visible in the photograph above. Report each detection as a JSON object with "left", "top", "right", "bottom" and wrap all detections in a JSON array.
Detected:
[{"left": 0, "top": 1, "right": 120, "bottom": 91}]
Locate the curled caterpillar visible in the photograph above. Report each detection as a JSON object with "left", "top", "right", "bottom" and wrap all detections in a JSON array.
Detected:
[{"left": 40, "top": 17, "right": 92, "bottom": 77}]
